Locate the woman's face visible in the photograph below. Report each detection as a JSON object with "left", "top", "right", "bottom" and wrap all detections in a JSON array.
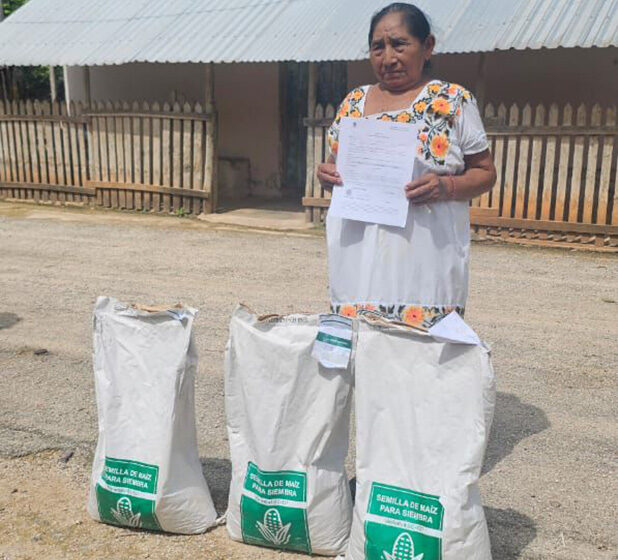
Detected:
[{"left": 369, "top": 12, "right": 434, "bottom": 92}]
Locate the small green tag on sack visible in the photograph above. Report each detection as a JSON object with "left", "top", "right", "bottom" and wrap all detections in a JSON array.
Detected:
[{"left": 311, "top": 314, "right": 353, "bottom": 369}]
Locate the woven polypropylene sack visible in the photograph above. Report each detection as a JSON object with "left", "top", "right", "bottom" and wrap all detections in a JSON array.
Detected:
[
  {"left": 347, "top": 315, "right": 496, "bottom": 560},
  {"left": 225, "top": 305, "right": 354, "bottom": 555},
  {"left": 88, "top": 296, "right": 217, "bottom": 534}
]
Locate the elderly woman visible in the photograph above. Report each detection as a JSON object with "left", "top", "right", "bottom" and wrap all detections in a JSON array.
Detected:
[{"left": 317, "top": 3, "right": 496, "bottom": 329}]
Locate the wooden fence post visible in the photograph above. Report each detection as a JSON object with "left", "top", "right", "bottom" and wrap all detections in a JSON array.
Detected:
[
  {"left": 182, "top": 102, "right": 192, "bottom": 213},
  {"left": 161, "top": 102, "right": 171, "bottom": 212},
  {"left": 193, "top": 102, "right": 205, "bottom": 215},
  {"left": 305, "top": 63, "right": 318, "bottom": 222},
  {"left": 526, "top": 104, "right": 545, "bottom": 220},
  {"left": 583, "top": 104, "right": 602, "bottom": 224},
  {"left": 150, "top": 101, "right": 161, "bottom": 212},
  {"left": 122, "top": 101, "right": 132, "bottom": 208},
  {"left": 171, "top": 101, "right": 182, "bottom": 212},
  {"left": 312, "top": 104, "right": 324, "bottom": 225},
  {"left": 132, "top": 101, "right": 142, "bottom": 210},
  {"left": 514, "top": 104, "right": 531, "bottom": 219},
  {"left": 203, "top": 63, "right": 218, "bottom": 214},
  {"left": 605, "top": 107, "right": 617, "bottom": 225}
]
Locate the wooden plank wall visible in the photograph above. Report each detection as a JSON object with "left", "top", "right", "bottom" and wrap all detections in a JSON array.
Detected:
[
  {"left": 0, "top": 99, "right": 215, "bottom": 215},
  {"left": 302, "top": 101, "right": 618, "bottom": 249}
]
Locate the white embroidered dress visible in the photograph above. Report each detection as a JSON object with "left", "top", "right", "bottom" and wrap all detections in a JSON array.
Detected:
[{"left": 326, "top": 80, "right": 489, "bottom": 328}]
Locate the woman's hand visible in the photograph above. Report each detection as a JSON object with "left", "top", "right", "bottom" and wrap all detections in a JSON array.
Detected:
[
  {"left": 317, "top": 160, "right": 342, "bottom": 190},
  {"left": 404, "top": 173, "right": 450, "bottom": 204},
  {"left": 405, "top": 151, "right": 497, "bottom": 204}
]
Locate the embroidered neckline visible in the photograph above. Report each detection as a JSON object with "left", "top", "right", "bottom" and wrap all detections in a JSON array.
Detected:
[
  {"left": 360, "top": 80, "right": 440, "bottom": 118},
  {"left": 329, "top": 80, "right": 474, "bottom": 165}
]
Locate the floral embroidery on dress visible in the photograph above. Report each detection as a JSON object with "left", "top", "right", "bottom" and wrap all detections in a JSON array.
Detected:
[
  {"left": 414, "top": 81, "right": 472, "bottom": 165},
  {"left": 327, "top": 81, "right": 475, "bottom": 166},
  {"left": 330, "top": 302, "right": 465, "bottom": 329}
]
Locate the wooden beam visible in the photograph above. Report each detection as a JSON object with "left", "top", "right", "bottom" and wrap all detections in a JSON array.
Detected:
[
  {"left": 86, "top": 180, "right": 210, "bottom": 200},
  {"left": 0, "top": 182, "right": 95, "bottom": 196},
  {"left": 303, "top": 117, "right": 332, "bottom": 127},
  {"left": 475, "top": 53, "right": 487, "bottom": 111},
  {"left": 0, "top": 5, "right": 7, "bottom": 105},
  {"left": 0, "top": 69, "right": 7, "bottom": 105},
  {"left": 63, "top": 66, "right": 71, "bottom": 116},
  {"left": 83, "top": 67, "right": 91, "bottom": 106},
  {"left": 471, "top": 215, "right": 618, "bottom": 236},
  {"left": 204, "top": 63, "right": 214, "bottom": 113},
  {"left": 0, "top": 114, "right": 88, "bottom": 123},
  {"left": 486, "top": 126, "right": 616, "bottom": 136},
  {"left": 302, "top": 196, "right": 330, "bottom": 208},
  {"left": 470, "top": 207, "right": 499, "bottom": 219},
  {"left": 49, "top": 66, "right": 57, "bottom": 102},
  {"left": 203, "top": 62, "right": 218, "bottom": 213},
  {"left": 278, "top": 62, "right": 287, "bottom": 199},
  {"left": 307, "top": 63, "right": 318, "bottom": 116},
  {"left": 305, "top": 62, "right": 318, "bottom": 222},
  {"left": 81, "top": 110, "right": 213, "bottom": 121}
]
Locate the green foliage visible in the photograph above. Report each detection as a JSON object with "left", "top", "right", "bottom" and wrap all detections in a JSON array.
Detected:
[
  {"left": 1, "top": 0, "right": 64, "bottom": 101},
  {"left": 20, "top": 66, "right": 57, "bottom": 99},
  {"left": 2, "top": 0, "right": 28, "bottom": 18}
]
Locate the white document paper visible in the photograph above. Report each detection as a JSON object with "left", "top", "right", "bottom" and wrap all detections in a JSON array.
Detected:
[
  {"left": 311, "top": 314, "right": 353, "bottom": 369},
  {"left": 428, "top": 311, "right": 482, "bottom": 346},
  {"left": 329, "top": 117, "right": 417, "bottom": 228}
]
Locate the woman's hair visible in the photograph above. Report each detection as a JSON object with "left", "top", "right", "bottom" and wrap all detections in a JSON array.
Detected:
[{"left": 368, "top": 3, "right": 433, "bottom": 51}]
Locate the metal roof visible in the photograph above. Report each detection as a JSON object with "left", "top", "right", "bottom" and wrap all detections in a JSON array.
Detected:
[{"left": 0, "top": 0, "right": 616, "bottom": 66}]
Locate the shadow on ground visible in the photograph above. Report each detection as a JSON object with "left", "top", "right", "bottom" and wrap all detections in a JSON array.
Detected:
[
  {"left": 484, "top": 392, "right": 550, "bottom": 475},
  {"left": 0, "top": 312, "right": 21, "bottom": 330},
  {"left": 201, "top": 457, "right": 232, "bottom": 516},
  {"left": 486, "top": 506, "right": 537, "bottom": 559}
]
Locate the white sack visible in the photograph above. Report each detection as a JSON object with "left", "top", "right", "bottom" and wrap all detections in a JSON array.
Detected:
[
  {"left": 225, "top": 305, "right": 354, "bottom": 555},
  {"left": 88, "top": 296, "right": 217, "bottom": 534},
  {"left": 348, "top": 314, "right": 495, "bottom": 560}
]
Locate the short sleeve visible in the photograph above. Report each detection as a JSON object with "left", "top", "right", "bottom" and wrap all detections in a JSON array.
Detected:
[
  {"left": 327, "top": 114, "right": 341, "bottom": 159},
  {"left": 327, "top": 93, "right": 352, "bottom": 159},
  {"left": 327, "top": 87, "right": 366, "bottom": 159},
  {"left": 454, "top": 95, "right": 489, "bottom": 156}
]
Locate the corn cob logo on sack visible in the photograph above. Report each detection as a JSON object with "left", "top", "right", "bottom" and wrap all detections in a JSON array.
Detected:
[
  {"left": 347, "top": 313, "right": 496, "bottom": 560},
  {"left": 95, "top": 457, "right": 161, "bottom": 530},
  {"left": 257, "top": 508, "right": 291, "bottom": 546},
  {"left": 240, "top": 462, "right": 311, "bottom": 552},
  {"left": 224, "top": 305, "right": 354, "bottom": 555},
  {"left": 110, "top": 496, "right": 142, "bottom": 527},
  {"left": 88, "top": 297, "right": 218, "bottom": 534}
]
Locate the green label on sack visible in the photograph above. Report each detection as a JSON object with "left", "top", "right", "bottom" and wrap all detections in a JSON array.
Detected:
[
  {"left": 95, "top": 457, "right": 161, "bottom": 531},
  {"left": 315, "top": 331, "right": 353, "bottom": 349},
  {"left": 364, "top": 482, "right": 443, "bottom": 560},
  {"left": 240, "top": 462, "right": 311, "bottom": 553}
]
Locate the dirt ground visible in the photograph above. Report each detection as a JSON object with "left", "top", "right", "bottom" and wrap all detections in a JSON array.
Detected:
[{"left": 0, "top": 201, "right": 616, "bottom": 560}]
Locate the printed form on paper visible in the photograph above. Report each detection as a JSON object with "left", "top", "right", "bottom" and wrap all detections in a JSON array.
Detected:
[{"left": 328, "top": 117, "right": 418, "bottom": 228}]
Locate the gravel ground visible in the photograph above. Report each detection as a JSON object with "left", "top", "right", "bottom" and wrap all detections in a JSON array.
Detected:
[{"left": 0, "top": 202, "right": 616, "bottom": 560}]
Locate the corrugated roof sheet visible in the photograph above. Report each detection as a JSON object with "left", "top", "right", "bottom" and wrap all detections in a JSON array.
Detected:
[{"left": 0, "top": 0, "right": 616, "bottom": 66}]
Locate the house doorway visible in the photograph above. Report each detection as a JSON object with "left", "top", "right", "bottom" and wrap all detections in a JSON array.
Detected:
[{"left": 279, "top": 62, "right": 347, "bottom": 201}]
